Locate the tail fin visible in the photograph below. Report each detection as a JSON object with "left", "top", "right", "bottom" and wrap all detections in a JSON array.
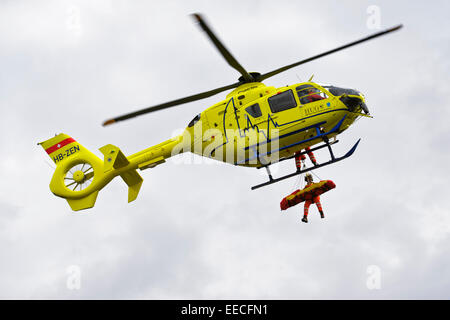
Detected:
[
  {"left": 40, "top": 134, "right": 88, "bottom": 165},
  {"left": 39, "top": 133, "right": 144, "bottom": 211}
]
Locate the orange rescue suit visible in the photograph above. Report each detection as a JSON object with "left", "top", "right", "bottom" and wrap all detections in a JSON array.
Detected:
[{"left": 303, "top": 182, "right": 323, "bottom": 217}]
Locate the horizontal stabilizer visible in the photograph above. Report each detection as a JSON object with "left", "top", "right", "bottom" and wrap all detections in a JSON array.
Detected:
[
  {"left": 99, "top": 144, "right": 130, "bottom": 172},
  {"left": 66, "top": 191, "right": 99, "bottom": 211}
]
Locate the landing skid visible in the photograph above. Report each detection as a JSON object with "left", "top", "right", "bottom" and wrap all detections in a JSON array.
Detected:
[{"left": 251, "top": 138, "right": 361, "bottom": 190}]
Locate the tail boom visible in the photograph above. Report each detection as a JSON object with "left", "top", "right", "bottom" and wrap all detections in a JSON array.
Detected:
[{"left": 39, "top": 133, "right": 182, "bottom": 211}]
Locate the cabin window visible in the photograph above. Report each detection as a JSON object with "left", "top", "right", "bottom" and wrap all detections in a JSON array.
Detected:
[
  {"left": 296, "top": 85, "right": 328, "bottom": 105},
  {"left": 268, "top": 90, "right": 297, "bottom": 113},
  {"left": 188, "top": 113, "right": 201, "bottom": 127},
  {"left": 245, "top": 103, "right": 262, "bottom": 118}
]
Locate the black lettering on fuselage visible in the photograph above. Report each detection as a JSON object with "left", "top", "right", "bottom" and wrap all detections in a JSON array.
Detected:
[
  {"left": 53, "top": 144, "right": 80, "bottom": 163},
  {"left": 304, "top": 104, "right": 326, "bottom": 116}
]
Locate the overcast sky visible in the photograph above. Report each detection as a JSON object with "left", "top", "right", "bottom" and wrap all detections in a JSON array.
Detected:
[{"left": 1, "top": 0, "right": 449, "bottom": 299}]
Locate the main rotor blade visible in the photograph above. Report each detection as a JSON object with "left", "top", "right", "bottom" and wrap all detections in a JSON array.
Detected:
[
  {"left": 102, "top": 81, "right": 241, "bottom": 126},
  {"left": 259, "top": 24, "right": 403, "bottom": 81},
  {"left": 192, "top": 13, "right": 253, "bottom": 82}
]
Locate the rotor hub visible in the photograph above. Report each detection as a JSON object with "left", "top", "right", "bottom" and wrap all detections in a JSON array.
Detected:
[
  {"left": 73, "top": 170, "right": 85, "bottom": 183},
  {"left": 238, "top": 72, "right": 262, "bottom": 84}
]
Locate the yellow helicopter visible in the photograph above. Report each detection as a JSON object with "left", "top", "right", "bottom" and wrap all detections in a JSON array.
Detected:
[{"left": 39, "top": 14, "right": 402, "bottom": 211}]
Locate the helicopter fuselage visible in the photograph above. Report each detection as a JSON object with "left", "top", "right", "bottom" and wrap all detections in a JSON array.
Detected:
[{"left": 183, "top": 81, "right": 367, "bottom": 167}]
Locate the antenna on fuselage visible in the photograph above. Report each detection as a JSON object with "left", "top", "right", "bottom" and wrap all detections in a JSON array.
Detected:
[{"left": 308, "top": 74, "right": 314, "bottom": 82}]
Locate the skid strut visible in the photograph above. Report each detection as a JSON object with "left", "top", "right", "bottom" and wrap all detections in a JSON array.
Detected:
[
  {"left": 265, "top": 166, "right": 274, "bottom": 181},
  {"left": 260, "top": 139, "right": 340, "bottom": 166},
  {"left": 251, "top": 138, "right": 361, "bottom": 190}
]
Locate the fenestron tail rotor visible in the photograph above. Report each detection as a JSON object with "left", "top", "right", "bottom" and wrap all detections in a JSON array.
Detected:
[
  {"left": 64, "top": 162, "right": 95, "bottom": 192},
  {"left": 102, "top": 15, "right": 402, "bottom": 126}
]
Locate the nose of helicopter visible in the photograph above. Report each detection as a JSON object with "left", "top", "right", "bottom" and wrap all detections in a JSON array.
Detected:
[
  {"left": 340, "top": 94, "right": 370, "bottom": 114},
  {"left": 360, "top": 100, "right": 370, "bottom": 114}
]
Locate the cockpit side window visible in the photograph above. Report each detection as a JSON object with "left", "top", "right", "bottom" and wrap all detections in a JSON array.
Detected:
[
  {"left": 245, "top": 103, "right": 262, "bottom": 118},
  {"left": 268, "top": 90, "right": 297, "bottom": 113},
  {"left": 188, "top": 113, "right": 201, "bottom": 127},
  {"left": 296, "top": 85, "right": 328, "bottom": 105}
]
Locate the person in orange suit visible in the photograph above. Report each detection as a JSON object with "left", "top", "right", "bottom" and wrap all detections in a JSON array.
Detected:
[
  {"left": 294, "top": 147, "right": 318, "bottom": 171},
  {"left": 300, "top": 87, "right": 325, "bottom": 104},
  {"left": 305, "top": 87, "right": 325, "bottom": 103},
  {"left": 302, "top": 173, "right": 324, "bottom": 223}
]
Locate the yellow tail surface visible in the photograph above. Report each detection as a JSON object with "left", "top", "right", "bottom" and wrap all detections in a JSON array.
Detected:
[{"left": 39, "top": 133, "right": 180, "bottom": 211}]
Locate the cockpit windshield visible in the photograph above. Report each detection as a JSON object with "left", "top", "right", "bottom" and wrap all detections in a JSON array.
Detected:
[
  {"left": 322, "top": 86, "right": 360, "bottom": 97},
  {"left": 322, "top": 85, "right": 369, "bottom": 114}
]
